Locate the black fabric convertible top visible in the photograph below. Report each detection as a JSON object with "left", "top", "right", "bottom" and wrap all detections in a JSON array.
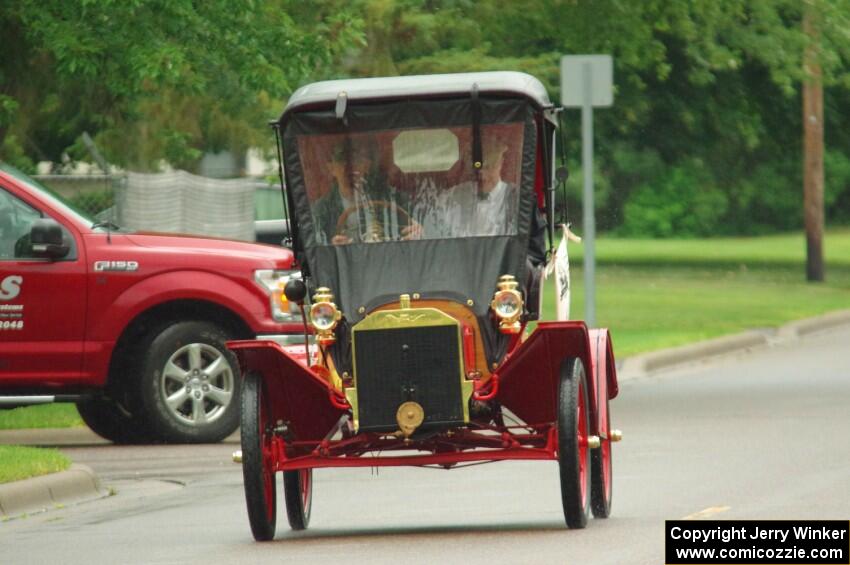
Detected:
[{"left": 278, "top": 85, "right": 541, "bottom": 366}]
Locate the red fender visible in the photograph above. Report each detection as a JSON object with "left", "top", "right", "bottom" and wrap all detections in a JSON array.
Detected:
[
  {"left": 228, "top": 340, "right": 347, "bottom": 454},
  {"left": 588, "top": 328, "right": 618, "bottom": 440},
  {"left": 496, "top": 322, "right": 618, "bottom": 436}
]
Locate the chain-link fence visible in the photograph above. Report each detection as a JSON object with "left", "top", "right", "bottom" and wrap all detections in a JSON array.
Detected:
[
  {"left": 35, "top": 174, "right": 118, "bottom": 219},
  {"left": 35, "top": 173, "right": 285, "bottom": 241}
]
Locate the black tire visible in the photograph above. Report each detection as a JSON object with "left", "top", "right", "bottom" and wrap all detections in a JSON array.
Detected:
[
  {"left": 76, "top": 395, "right": 153, "bottom": 444},
  {"left": 134, "top": 320, "right": 240, "bottom": 443},
  {"left": 558, "top": 357, "right": 591, "bottom": 529},
  {"left": 241, "top": 371, "right": 277, "bottom": 541},
  {"left": 283, "top": 469, "right": 312, "bottom": 530},
  {"left": 590, "top": 392, "right": 613, "bottom": 519}
]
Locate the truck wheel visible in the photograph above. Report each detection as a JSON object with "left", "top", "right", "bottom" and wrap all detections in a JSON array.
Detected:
[
  {"left": 76, "top": 396, "right": 152, "bottom": 444},
  {"left": 136, "top": 320, "right": 240, "bottom": 443},
  {"left": 558, "top": 357, "right": 591, "bottom": 529},
  {"left": 283, "top": 469, "right": 312, "bottom": 530},
  {"left": 241, "top": 371, "right": 277, "bottom": 541},
  {"left": 590, "top": 393, "right": 613, "bottom": 518}
]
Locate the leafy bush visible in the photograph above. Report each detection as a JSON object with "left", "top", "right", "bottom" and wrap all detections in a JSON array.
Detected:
[
  {"left": 0, "top": 134, "right": 35, "bottom": 173},
  {"left": 619, "top": 158, "right": 727, "bottom": 237},
  {"left": 727, "top": 159, "right": 801, "bottom": 234},
  {"left": 825, "top": 150, "right": 850, "bottom": 224}
]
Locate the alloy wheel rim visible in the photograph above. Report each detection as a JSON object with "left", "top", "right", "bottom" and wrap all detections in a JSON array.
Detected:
[{"left": 159, "top": 342, "right": 234, "bottom": 426}]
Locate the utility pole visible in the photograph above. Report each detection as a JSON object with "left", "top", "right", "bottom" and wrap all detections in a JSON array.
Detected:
[{"left": 803, "top": 1, "right": 825, "bottom": 282}]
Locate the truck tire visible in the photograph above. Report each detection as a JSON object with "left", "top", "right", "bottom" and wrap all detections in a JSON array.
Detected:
[
  {"left": 135, "top": 320, "right": 241, "bottom": 443},
  {"left": 76, "top": 395, "right": 153, "bottom": 444}
]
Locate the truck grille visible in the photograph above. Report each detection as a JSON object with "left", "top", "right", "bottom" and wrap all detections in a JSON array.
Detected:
[{"left": 353, "top": 325, "right": 464, "bottom": 432}]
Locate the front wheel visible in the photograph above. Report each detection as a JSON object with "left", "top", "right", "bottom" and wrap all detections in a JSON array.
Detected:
[
  {"left": 557, "top": 357, "right": 591, "bottom": 529},
  {"left": 283, "top": 469, "right": 312, "bottom": 530},
  {"left": 135, "top": 320, "right": 240, "bottom": 443},
  {"left": 241, "top": 372, "right": 277, "bottom": 541}
]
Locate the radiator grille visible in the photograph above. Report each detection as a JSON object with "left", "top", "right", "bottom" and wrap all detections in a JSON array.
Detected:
[{"left": 354, "top": 325, "right": 463, "bottom": 432}]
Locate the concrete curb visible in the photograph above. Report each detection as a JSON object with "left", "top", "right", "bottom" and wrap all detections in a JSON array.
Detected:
[
  {"left": 0, "top": 463, "right": 108, "bottom": 519},
  {"left": 618, "top": 309, "right": 850, "bottom": 380},
  {"left": 776, "top": 309, "right": 850, "bottom": 339}
]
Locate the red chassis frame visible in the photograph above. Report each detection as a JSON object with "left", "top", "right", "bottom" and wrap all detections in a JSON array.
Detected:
[{"left": 228, "top": 321, "right": 618, "bottom": 472}]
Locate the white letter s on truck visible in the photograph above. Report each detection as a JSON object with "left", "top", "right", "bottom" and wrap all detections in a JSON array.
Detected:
[{"left": 0, "top": 275, "right": 22, "bottom": 300}]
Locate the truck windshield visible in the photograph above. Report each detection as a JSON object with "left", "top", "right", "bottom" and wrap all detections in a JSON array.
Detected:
[
  {"left": 297, "top": 123, "right": 524, "bottom": 246},
  {"left": 0, "top": 163, "right": 100, "bottom": 228}
]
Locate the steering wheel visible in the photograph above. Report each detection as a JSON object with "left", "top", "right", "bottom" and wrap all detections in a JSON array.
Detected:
[{"left": 334, "top": 200, "right": 414, "bottom": 243}]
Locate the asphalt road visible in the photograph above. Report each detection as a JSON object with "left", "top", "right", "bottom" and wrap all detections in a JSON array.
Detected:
[{"left": 2, "top": 326, "right": 849, "bottom": 565}]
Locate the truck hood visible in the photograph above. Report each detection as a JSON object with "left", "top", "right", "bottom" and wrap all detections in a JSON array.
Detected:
[{"left": 124, "top": 232, "right": 293, "bottom": 263}]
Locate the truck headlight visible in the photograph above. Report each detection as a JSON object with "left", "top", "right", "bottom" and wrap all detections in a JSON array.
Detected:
[
  {"left": 491, "top": 274, "right": 523, "bottom": 334},
  {"left": 310, "top": 287, "right": 341, "bottom": 345},
  {"left": 254, "top": 269, "right": 305, "bottom": 323}
]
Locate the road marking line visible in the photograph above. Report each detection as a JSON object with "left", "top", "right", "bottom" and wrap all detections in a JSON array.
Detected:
[{"left": 681, "top": 506, "right": 731, "bottom": 520}]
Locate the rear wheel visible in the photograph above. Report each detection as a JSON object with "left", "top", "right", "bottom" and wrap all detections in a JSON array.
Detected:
[
  {"left": 591, "top": 393, "right": 613, "bottom": 518},
  {"left": 241, "top": 371, "right": 277, "bottom": 541},
  {"left": 283, "top": 469, "right": 312, "bottom": 530},
  {"left": 76, "top": 395, "right": 152, "bottom": 444},
  {"left": 557, "top": 357, "right": 591, "bottom": 529}
]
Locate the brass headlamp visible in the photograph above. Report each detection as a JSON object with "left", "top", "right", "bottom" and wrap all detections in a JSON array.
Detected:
[
  {"left": 310, "top": 287, "right": 341, "bottom": 345},
  {"left": 491, "top": 274, "right": 523, "bottom": 334}
]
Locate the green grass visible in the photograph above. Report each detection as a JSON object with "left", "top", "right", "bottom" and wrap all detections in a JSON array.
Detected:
[
  {"left": 566, "top": 228, "right": 850, "bottom": 271},
  {"left": 0, "top": 445, "right": 71, "bottom": 484},
  {"left": 545, "top": 229, "right": 850, "bottom": 356},
  {"left": 2, "top": 230, "right": 850, "bottom": 431},
  {"left": 0, "top": 404, "right": 83, "bottom": 430}
]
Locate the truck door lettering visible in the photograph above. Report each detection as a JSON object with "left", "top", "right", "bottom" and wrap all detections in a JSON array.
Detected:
[{"left": 0, "top": 275, "right": 22, "bottom": 300}]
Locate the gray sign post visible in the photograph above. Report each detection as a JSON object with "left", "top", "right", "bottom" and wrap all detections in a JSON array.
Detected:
[{"left": 560, "top": 54, "right": 613, "bottom": 328}]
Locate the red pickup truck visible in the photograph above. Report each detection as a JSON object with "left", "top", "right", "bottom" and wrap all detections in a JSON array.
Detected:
[{"left": 0, "top": 163, "right": 303, "bottom": 443}]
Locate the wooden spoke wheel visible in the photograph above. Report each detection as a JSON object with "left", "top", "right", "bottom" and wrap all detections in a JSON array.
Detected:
[
  {"left": 557, "top": 357, "right": 591, "bottom": 529},
  {"left": 240, "top": 372, "right": 277, "bottom": 541},
  {"left": 591, "top": 392, "right": 613, "bottom": 519},
  {"left": 283, "top": 468, "right": 313, "bottom": 530}
]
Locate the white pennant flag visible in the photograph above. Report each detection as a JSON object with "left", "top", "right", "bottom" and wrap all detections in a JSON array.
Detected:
[{"left": 545, "top": 224, "right": 580, "bottom": 321}]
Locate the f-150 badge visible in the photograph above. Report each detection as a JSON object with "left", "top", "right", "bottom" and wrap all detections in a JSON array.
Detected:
[{"left": 94, "top": 261, "right": 139, "bottom": 272}]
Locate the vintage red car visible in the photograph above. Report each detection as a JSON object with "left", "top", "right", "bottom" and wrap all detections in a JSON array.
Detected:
[{"left": 229, "top": 71, "right": 621, "bottom": 540}]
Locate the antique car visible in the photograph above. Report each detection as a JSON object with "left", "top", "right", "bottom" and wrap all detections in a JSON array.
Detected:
[{"left": 229, "top": 71, "right": 621, "bottom": 541}]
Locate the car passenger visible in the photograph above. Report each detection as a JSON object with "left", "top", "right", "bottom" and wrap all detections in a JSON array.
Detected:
[
  {"left": 411, "top": 138, "right": 546, "bottom": 266},
  {"left": 431, "top": 140, "right": 519, "bottom": 238}
]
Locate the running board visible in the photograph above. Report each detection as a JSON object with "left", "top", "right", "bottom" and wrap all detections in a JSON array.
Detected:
[{"left": 0, "top": 395, "right": 88, "bottom": 407}]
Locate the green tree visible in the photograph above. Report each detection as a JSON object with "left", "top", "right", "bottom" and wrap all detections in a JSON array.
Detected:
[
  {"left": 0, "top": 0, "right": 364, "bottom": 171},
  {"left": 318, "top": 0, "right": 850, "bottom": 234}
]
